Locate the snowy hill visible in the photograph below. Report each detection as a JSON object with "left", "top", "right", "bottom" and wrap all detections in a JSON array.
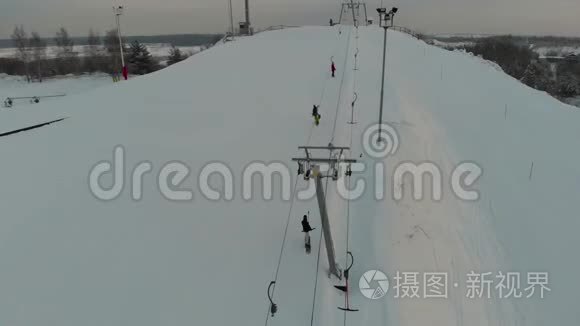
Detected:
[{"left": 0, "top": 26, "right": 578, "bottom": 326}]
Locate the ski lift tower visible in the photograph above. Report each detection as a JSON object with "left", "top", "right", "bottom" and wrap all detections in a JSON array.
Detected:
[
  {"left": 292, "top": 145, "right": 357, "bottom": 279},
  {"left": 227, "top": 0, "right": 235, "bottom": 36},
  {"left": 239, "top": 0, "right": 252, "bottom": 35},
  {"left": 338, "top": 1, "right": 368, "bottom": 26},
  {"left": 376, "top": 7, "right": 398, "bottom": 143}
]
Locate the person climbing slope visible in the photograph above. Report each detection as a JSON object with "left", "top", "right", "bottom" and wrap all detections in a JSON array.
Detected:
[
  {"left": 312, "top": 105, "right": 321, "bottom": 126},
  {"left": 302, "top": 214, "right": 315, "bottom": 254},
  {"left": 331, "top": 60, "right": 337, "bottom": 78}
]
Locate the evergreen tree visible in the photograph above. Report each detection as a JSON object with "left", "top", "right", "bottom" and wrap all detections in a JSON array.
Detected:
[
  {"left": 520, "top": 60, "right": 552, "bottom": 93},
  {"left": 555, "top": 60, "right": 580, "bottom": 98},
  {"left": 556, "top": 73, "right": 580, "bottom": 98},
  {"left": 128, "top": 41, "right": 158, "bottom": 75},
  {"left": 167, "top": 45, "right": 186, "bottom": 66}
]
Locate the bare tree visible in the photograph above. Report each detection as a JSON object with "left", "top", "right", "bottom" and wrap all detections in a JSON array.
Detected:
[
  {"left": 54, "top": 27, "right": 79, "bottom": 75},
  {"left": 29, "top": 32, "right": 47, "bottom": 82},
  {"left": 84, "top": 29, "right": 102, "bottom": 72},
  {"left": 104, "top": 29, "right": 120, "bottom": 74},
  {"left": 55, "top": 27, "right": 74, "bottom": 55},
  {"left": 87, "top": 29, "right": 101, "bottom": 55},
  {"left": 11, "top": 25, "right": 30, "bottom": 81},
  {"left": 104, "top": 29, "right": 120, "bottom": 55}
]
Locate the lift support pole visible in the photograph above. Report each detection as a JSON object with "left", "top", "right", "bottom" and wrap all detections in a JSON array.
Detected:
[
  {"left": 349, "top": 0, "right": 357, "bottom": 26},
  {"left": 293, "top": 146, "right": 357, "bottom": 280},
  {"left": 313, "top": 165, "right": 341, "bottom": 279}
]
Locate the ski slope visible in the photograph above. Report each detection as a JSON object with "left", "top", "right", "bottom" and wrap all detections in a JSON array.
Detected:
[{"left": 0, "top": 26, "right": 578, "bottom": 326}]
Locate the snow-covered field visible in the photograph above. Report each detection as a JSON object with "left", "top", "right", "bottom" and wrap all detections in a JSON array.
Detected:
[
  {"left": 0, "top": 26, "right": 578, "bottom": 326},
  {"left": 0, "top": 72, "right": 112, "bottom": 132},
  {"left": 0, "top": 43, "right": 202, "bottom": 59},
  {"left": 431, "top": 39, "right": 475, "bottom": 49},
  {"left": 0, "top": 73, "right": 112, "bottom": 96}
]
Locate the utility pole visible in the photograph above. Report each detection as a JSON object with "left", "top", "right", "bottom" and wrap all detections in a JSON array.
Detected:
[
  {"left": 114, "top": 6, "right": 127, "bottom": 80},
  {"left": 238, "top": 0, "right": 252, "bottom": 36},
  {"left": 292, "top": 146, "right": 357, "bottom": 279},
  {"left": 245, "top": 0, "right": 252, "bottom": 35},
  {"left": 376, "top": 7, "right": 397, "bottom": 143},
  {"left": 227, "top": 0, "right": 234, "bottom": 36}
]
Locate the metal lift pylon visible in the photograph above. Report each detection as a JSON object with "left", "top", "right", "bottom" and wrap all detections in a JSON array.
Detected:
[
  {"left": 292, "top": 145, "right": 357, "bottom": 280},
  {"left": 338, "top": 1, "right": 368, "bottom": 26}
]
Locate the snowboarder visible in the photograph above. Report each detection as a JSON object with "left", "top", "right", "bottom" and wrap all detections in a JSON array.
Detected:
[
  {"left": 312, "top": 105, "right": 321, "bottom": 126},
  {"left": 302, "top": 215, "right": 314, "bottom": 254},
  {"left": 331, "top": 61, "right": 337, "bottom": 78}
]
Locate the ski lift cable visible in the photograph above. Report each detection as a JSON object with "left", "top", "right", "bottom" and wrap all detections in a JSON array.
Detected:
[
  {"left": 330, "top": 27, "right": 354, "bottom": 144},
  {"left": 307, "top": 26, "right": 352, "bottom": 326},
  {"left": 264, "top": 117, "right": 318, "bottom": 325},
  {"left": 265, "top": 24, "right": 352, "bottom": 326},
  {"left": 343, "top": 24, "right": 362, "bottom": 325},
  {"left": 346, "top": 30, "right": 358, "bottom": 257},
  {"left": 264, "top": 37, "right": 340, "bottom": 320},
  {"left": 263, "top": 173, "right": 299, "bottom": 326},
  {"left": 315, "top": 29, "right": 350, "bottom": 120},
  {"left": 310, "top": 26, "right": 354, "bottom": 326}
]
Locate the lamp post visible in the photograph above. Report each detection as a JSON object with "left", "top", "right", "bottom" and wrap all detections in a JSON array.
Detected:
[
  {"left": 376, "top": 7, "right": 397, "bottom": 143},
  {"left": 227, "top": 0, "right": 234, "bottom": 36},
  {"left": 114, "top": 6, "right": 127, "bottom": 80}
]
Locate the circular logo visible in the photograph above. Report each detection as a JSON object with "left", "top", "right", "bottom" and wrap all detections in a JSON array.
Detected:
[
  {"left": 362, "top": 123, "right": 400, "bottom": 159},
  {"left": 359, "top": 270, "right": 390, "bottom": 300}
]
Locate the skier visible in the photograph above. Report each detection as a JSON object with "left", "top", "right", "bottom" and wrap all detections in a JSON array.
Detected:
[
  {"left": 329, "top": 18, "right": 334, "bottom": 26},
  {"left": 331, "top": 61, "right": 337, "bottom": 78},
  {"left": 302, "top": 215, "right": 314, "bottom": 253}
]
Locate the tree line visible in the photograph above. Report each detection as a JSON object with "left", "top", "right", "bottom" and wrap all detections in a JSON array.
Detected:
[
  {"left": 459, "top": 36, "right": 580, "bottom": 99},
  {"left": 2, "top": 26, "right": 193, "bottom": 82}
]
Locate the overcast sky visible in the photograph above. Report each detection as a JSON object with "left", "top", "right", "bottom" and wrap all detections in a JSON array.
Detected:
[{"left": 1, "top": 0, "right": 579, "bottom": 38}]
